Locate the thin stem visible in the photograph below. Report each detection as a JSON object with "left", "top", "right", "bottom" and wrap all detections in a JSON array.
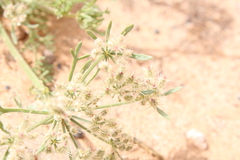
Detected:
[
  {"left": 61, "top": 120, "right": 66, "bottom": 133},
  {"left": 68, "top": 58, "right": 78, "bottom": 82},
  {"left": 71, "top": 117, "right": 164, "bottom": 159},
  {"left": 71, "top": 115, "right": 91, "bottom": 124},
  {"left": 133, "top": 138, "right": 164, "bottom": 160},
  {"left": 0, "top": 107, "right": 49, "bottom": 115},
  {"left": 68, "top": 54, "right": 90, "bottom": 82},
  {"left": 70, "top": 117, "right": 109, "bottom": 144},
  {"left": 96, "top": 99, "right": 138, "bottom": 109},
  {"left": 81, "top": 55, "right": 104, "bottom": 82},
  {"left": 34, "top": 2, "right": 55, "bottom": 14},
  {"left": 3, "top": 147, "right": 10, "bottom": 160},
  {"left": 68, "top": 147, "right": 73, "bottom": 160},
  {"left": 85, "top": 68, "right": 100, "bottom": 86},
  {"left": 36, "top": 119, "right": 58, "bottom": 154},
  {"left": 62, "top": 120, "right": 79, "bottom": 149},
  {"left": 0, "top": 22, "right": 47, "bottom": 92},
  {"left": 26, "top": 115, "right": 53, "bottom": 132},
  {"left": 115, "top": 150, "right": 123, "bottom": 160}
]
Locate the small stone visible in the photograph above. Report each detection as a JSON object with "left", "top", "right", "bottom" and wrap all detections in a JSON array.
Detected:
[
  {"left": 43, "top": 49, "right": 55, "bottom": 64},
  {"left": 186, "top": 129, "right": 208, "bottom": 151},
  {"left": 57, "top": 63, "right": 62, "bottom": 69},
  {"left": 154, "top": 29, "right": 160, "bottom": 34},
  {"left": 5, "top": 85, "right": 11, "bottom": 90},
  {"left": 74, "top": 129, "right": 84, "bottom": 139}
]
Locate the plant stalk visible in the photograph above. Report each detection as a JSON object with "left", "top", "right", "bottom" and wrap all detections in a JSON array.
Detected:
[
  {"left": 85, "top": 68, "right": 100, "bottom": 86},
  {"left": 62, "top": 120, "right": 79, "bottom": 149},
  {"left": 0, "top": 107, "right": 49, "bottom": 115},
  {"left": 96, "top": 99, "right": 138, "bottom": 109},
  {"left": 0, "top": 22, "right": 48, "bottom": 92},
  {"left": 81, "top": 55, "right": 104, "bottom": 82},
  {"left": 70, "top": 117, "right": 108, "bottom": 144},
  {"left": 133, "top": 138, "right": 164, "bottom": 160},
  {"left": 69, "top": 54, "right": 90, "bottom": 81},
  {"left": 68, "top": 58, "right": 78, "bottom": 82},
  {"left": 36, "top": 119, "right": 58, "bottom": 154},
  {"left": 26, "top": 115, "right": 53, "bottom": 132}
]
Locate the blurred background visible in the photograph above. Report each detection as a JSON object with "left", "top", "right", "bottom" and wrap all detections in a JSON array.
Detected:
[{"left": 0, "top": 0, "right": 240, "bottom": 159}]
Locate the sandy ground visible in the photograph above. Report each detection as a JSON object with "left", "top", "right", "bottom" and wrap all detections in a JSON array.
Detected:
[{"left": 1, "top": 0, "right": 240, "bottom": 159}]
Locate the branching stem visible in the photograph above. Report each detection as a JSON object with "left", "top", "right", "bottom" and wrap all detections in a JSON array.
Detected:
[
  {"left": 26, "top": 115, "right": 53, "bottom": 132},
  {"left": 81, "top": 55, "right": 104, "bottom": 82},
  {"left": 0, "top": 107, "right": 49, "bottom": 115},
  {"left": 96, "top": 99, "right": 138, "bottom": 109}
]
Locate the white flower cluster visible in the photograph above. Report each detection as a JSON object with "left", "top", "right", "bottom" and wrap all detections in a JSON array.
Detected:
[
  {"left": 91, "top": 35, "right": 133, "bottom": 60},
  {"left": 3, "top": 3, "right": 28, "bottom": 26}
]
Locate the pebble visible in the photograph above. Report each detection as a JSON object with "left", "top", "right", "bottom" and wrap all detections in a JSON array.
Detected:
[
  {"left": 186, "top": 129, "right": 208, "bottom": 151},
  {"left": 5, "top": 85, "right": 11, "bottom": 90},
  {"left": 43, "top": 49, "right": 55, "bottom": 64},
  {"left": 74, "top": 129, "right": 84, "bottom": 139},
  {"left": 57, "top": 63, "right": 62, "bottom": 69},
  {"left": 154, "top": 29, "right": 160, "bottom": 34}
]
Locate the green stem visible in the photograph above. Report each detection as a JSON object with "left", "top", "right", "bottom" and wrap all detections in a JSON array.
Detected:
[
  {"left": 115, "top": 150, "right": 124, "bottom": 160},
  {"left": 0, "top": 107, "right": 49, "bottom": 115},
  {"left": 70, "top": 117, "right": 109, "bottom": 144},
  {"left": 71, "top": 115, "right": 91, "bottom": 124},
  {"left": 81, "top": 55, "right": 104, "bottom": 82},
  {"left": 36, "top": 119, "right": 58, "bottom": 154},
  {"left": 34, "top": 2, "right": 76, "bottom": 18},
  {"left": 85, "top": 68, "right": 100, "bottom": 86},
  {"left": 0, "top": 22, "right": 47, "bottom": 92},
  {"left": 26, "top": 115, "right": 53, "bottom": 132},
  {"left": 34, "top": 2, "right": 55, "bottom": 14},
  {"left": 133, "top": 138, "right": 165, "bottom": 160},
  {"left": 96, "top": 99, "right": 138, "bottom": 109},
  {"left": 77, "top": 54, "right": 90, "bottom": 61},
  {"left": 3, "top": 147, "right": 10, "bottom": 160},
  {"left": 68, "top": 58, "right": 78, "bottom": 82},
  {"left": 68, "top": 54, "right": 90, "bottom": 81},
  {"left": 62, "top": 120, "right": 79, "bottom": 149},
  {"left": 61, "top": 120, "right": 66, "bottom": 133}
]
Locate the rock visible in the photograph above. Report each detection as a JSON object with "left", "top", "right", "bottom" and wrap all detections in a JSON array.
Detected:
[
  {"left": 43, "top": 49, "right": 55, "bottom": 64},
  {"left": 186, "top": 129, "right": 208, "bottom": 151}
]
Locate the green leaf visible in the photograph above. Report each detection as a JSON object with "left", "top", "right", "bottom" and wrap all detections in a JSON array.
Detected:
[
  {"left": 130, "top": 53, "right": 153, "bottom": 60},
  {"left": 3, "top": 147, "right": 10, "bottom": 160},
  {"left": 162, "top": 86, "right": 182, "bottom": 96},
  {"left": 10, "top": 26, "right": 18, "bottom": 45},
  {"left": 109, "top": 54, "right": 116, "bottom": 63},
  {"left": 81, "top": 59, "right": 92, "bottom": 73},
  {"left": 156, "top": 107, "right": 170, "bottom": 119},
  {"left": 42, "top": 119, "right": 54, "bottom": 125},
  {"left": 39, "top": 70, "right": 50, "bottom": 78},
  {"left": 75, "top": 41, "right": 82, "bottom": 56},
  {"left": 121, "top": 24, "right": 134, "bottom": 36},
  {"left": 0, "top": 121, "right": 10, "bottom": 134},
  {"left": 0, "top": 106, "right": 3, "bottom": 115},
  {"left": 141, "top": 90, "right": 155, "bottom": 95},
  {"left": 86, "top": 30, "right": 97, "bottom": 40},
  {"left": 25, "top": 23, "right": 39, "bottom": 29},
  {"left": 106, "top": 21, "right": 112, "bottom": 42},
  {"left": 70, "top": 49, "right": 75, "bottom": 58},
  {"left": 77, "top": 54, "right": 90, "bottom": 61}
]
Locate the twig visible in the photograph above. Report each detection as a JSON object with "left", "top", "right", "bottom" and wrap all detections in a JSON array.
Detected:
[
  {"left": 0, "top": 22, "right": 47, "bottom": 92},
  {"left": 133, "top": 137, "right": 164, "bottom": 160}
]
